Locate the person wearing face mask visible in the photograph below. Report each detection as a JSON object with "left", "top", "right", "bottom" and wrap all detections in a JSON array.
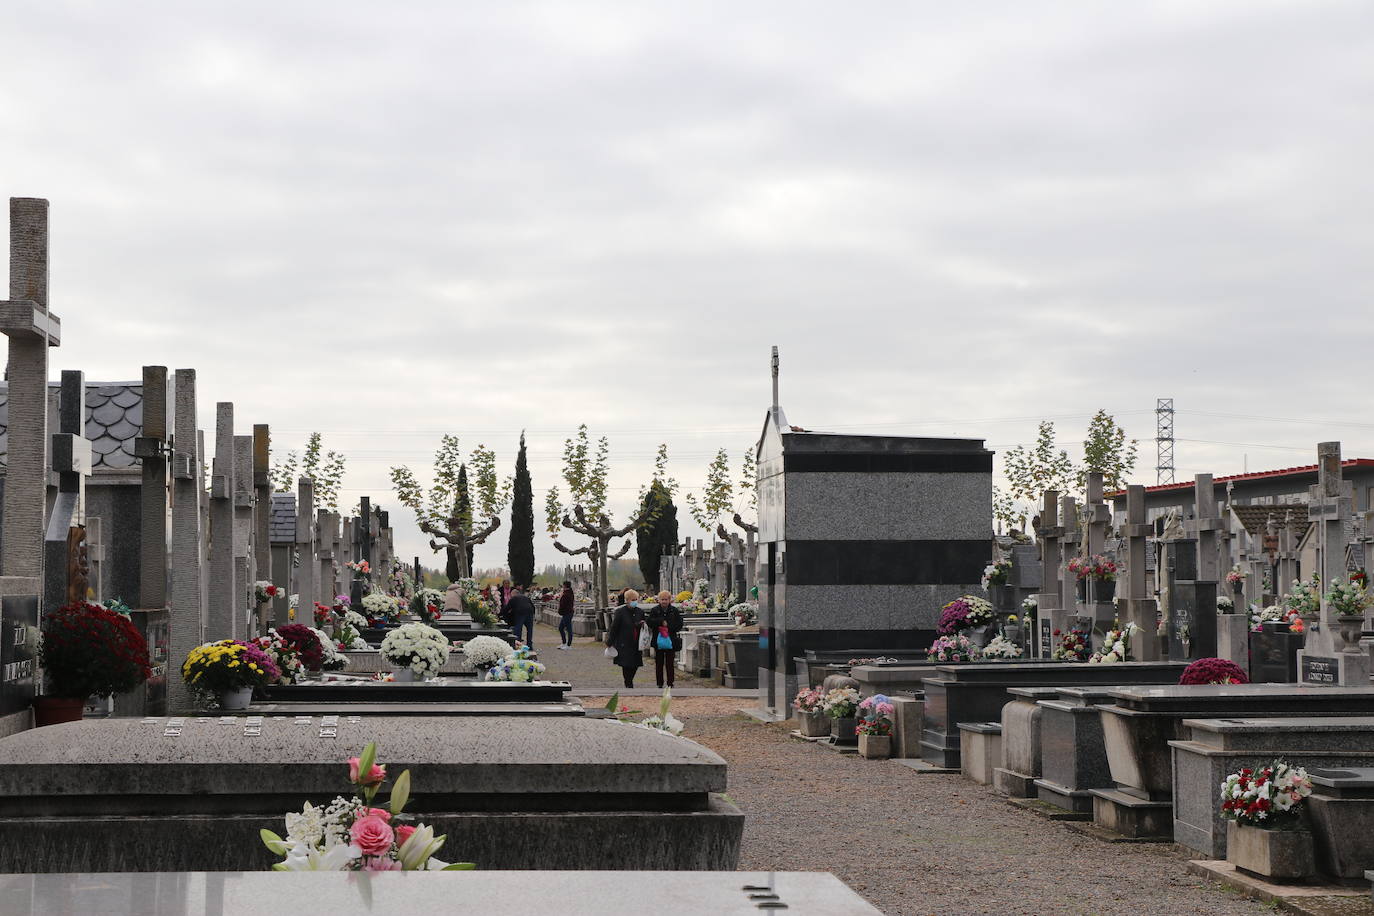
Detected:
[
  {"left": 606, "top": 589, "right": 645, "bottom": 688},
  {"left": 645, "top": 590, "right": 684, "bottom": 689}
]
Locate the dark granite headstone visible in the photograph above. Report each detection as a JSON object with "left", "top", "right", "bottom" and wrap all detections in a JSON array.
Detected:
[
  {"left": 1166, "top": 539, "right": 1198, "bottom": 582},
  {"left": 1248, "top": 623, "right": 1300, "bottom": 684},
  {"left": 1039, "top": 619, "right": 1053, "bottom": 657},
  {"left": 0, "top": 596, "right": 38, "bottom": 717},
  {"left": 1168, "top": 581, "right": 1217, "bottom": 661}
]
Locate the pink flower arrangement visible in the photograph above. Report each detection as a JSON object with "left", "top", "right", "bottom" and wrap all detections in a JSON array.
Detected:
[
  {"left": 1068, "top": 554, "right": 1117, "bottom": 581},
  {"left": 936, "top": 596, "right": 994, "bottom": 635},
  {"left": 792, "top": 686, "right": 824, "bottom": 713},
  {"left": 262, "top": 741, "right": 475, "bottom": 871},
  {"left": 857, "top": 694, "right": 894, "bottom": 736}
]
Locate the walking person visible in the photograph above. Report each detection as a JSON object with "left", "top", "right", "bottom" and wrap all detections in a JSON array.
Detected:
[
  {"left": 502, "top": 584, "right": 536, "bottom": 648},
  {"left": 606, "top": 589, "right": 644, "bottom": 689},
  {"left": 556, "top": 580, "right": 575, "bottom": 650},
  {"left": 646, "top": 590, "right": 684, "bottom": 689}
]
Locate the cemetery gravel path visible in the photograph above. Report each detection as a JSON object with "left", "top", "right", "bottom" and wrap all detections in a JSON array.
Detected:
[{"left": 643, "top": 698, "right": 1272, "bottom": 916}]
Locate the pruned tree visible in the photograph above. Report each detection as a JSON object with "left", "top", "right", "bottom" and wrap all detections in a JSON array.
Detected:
[
  {"left": 547, "top": 425, "right": 646, "bottom": 609},
  {"left": 997, "top": 421, "right": 1076, "bottom": 532},
  {"left": 390, "top": 437, "right": 511, "bottom": 582},
  {"left": 686, "top": 448, "right": 734, "bottom": 530},
  {"left": 270, "top": 432, "right": 346, "bottom": 511}
]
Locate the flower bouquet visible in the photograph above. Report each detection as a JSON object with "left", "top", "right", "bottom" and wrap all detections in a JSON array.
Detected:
[
  {"left": 1088, "top": 622, "right": 1139, "bottom": 664},
  {"left": 313, "top": 603, "right": 336, "bottom": 628},
  {"left": 345, "top": 560, "right": 372, "bottom": 580},
  {"left": 310, "top": 628, "right": 349, "bottom": 671},
  {"left": 1220, "top": 759, "right": 1315, "bottom": 878},
  {"left": 1217, "top": 596, "right": 1235, "bottom": 613},
  {"left": 182, "top": 640, "right": 280, "bottom": 708},
  {"left": 1225, "top": 566, "right": 1247, "bottom": 587},
  {"left": 37, "top": 601, "right": 152, "bottom": 724},
  {"left": 936, "top": 596, "right": 994, "bottom": 635},
  {"left": 362, "top": 593, "right": 400, "bottom": 627},
  {"left": 857, "top": 693, "right": 894, "bottom": 759},
  {"left": 461, "top": 635, "right": 514, "bottom": 672},
  {"left": 1286, "top": 577, "right": 1321, "bottom": 618},
  {"left": 980, "top": 558, "right": 1012, "bottom": 591},
  {"left": 1068, "top": 554, "right": 1117, "bottom": 581},
  {"left": 822, "top": 686, "right": 860, "bottom": 719},
  {"left": 637, "top": 688, "right": 685, "bottom": 735},
  {"left": 927, "top": 634, "right": 977, "bottom": 663},
  {"left": 486, "top": 652, "right": 547, "bottom": 682},
  {"left": 1021, "top": 596, "right": 1038, "bottom": 617},
  {"left": 277, "top": 624, "right": 326, "bottom": 672},
  {"left": 1325, "top": 579, "right": 1373, "bottom": 617},
  {"left": 792, "top": 686, "right": 829, "bottom": 736},
  {"left": 1051, "top": 628, "right": 1089, "bottom": 661},
  {"left": 728, "top": 602, "right": 758, "bottom": 627},
  {"left": 379, "top": 624, "right": 450, "bottom": 680},
  {"left": 250, "top": 631, "right": 305, "bottom": 684},
  {"left": 982, "top": 634, "right": 1024, "bottom": 660},
  {"left": 410, "top": 588, "right": 445, "bottom": 625},
  {"left": 261, "top": 741, "right": 474, "bottom": 871},
  {"left": 254, "top": 581, "right": 286, "bottom": 604},
  {"left": 1179, "top": 657, "right": 1249, "bottom": 685}
]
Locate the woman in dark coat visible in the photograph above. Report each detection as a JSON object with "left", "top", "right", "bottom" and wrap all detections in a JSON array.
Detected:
[
  {"left": 645, "top": 590, "right": 685, "bottom": 689},
  {"left": 606, "top": 589, "right": 644, "bottom": 688}
]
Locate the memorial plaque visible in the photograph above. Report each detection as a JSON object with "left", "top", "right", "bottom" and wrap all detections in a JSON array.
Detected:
[
  {"left": 1039, "top": 619, "right": 1053, "bottom": 657},
  {"left": 1301, "top": 655, "right": 1339, "bottom": 686},
  {"left": 1168, "top": 581, "right": 1217, "bottom": 661},
  {"left": 0, "top": 596, "right": 38, "bottom": 717},
  {"left": 1166, "top": 539, "right": 1198, "bottom": 582}
]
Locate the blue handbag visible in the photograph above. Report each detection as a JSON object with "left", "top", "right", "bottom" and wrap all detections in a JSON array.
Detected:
[{"left": 655, "top": 626, "right": 673, "bottom": 650}]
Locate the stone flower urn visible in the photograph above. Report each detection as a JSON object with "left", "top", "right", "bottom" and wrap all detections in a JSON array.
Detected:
[
  {"left": 858, "top": 733, "right": 891, "bottom": 759},
  {"left": 830, "top": 715, "right": 857, "bottom": 746},
  {"left": 1337, "top": 614, "right": 1365, "bottom": 653},
  {"left": 798, "top": 710, "right": 830, "bottom": 738},
  {"left": 1226, "top": 821, "right": 1314, "bottom": 880}
]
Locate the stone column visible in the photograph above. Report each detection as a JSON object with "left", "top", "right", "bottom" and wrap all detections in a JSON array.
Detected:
[
  {"left": 1033, "top": 489, "right": 1062, "bottom": 658},
  {"left": 295, "top": 477, "right": 316, "bottom": 619},
  {"left": 232, "top": 434, "right": 255, "bottom": 637},
  {"left": 252, "top": 425, "right": 272, "bottom": 629},
  {"left": 168, "top": 369, "right": 205, "bottom": 712},
  {"left": 1059, "top": 495, "right": 1080, "bottom": 618},
  {"left": 206, "top": 403, "right": 237, "bottom": 639},
  {"left": 135, "top": 366, "right": 170, "bottom": 611},
  {"left": 1121, "top": 485, "right": 1160, "bottom": 661}
]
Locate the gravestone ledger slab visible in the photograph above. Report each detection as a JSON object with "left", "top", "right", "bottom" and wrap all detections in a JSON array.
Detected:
[{"left": 0, "top": 716, "right": 742, "bottom": 873}]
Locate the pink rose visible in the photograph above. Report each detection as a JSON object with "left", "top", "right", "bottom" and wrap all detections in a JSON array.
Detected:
[
  {"left": 394, "top": 824, "right": 416, "bottom": 847},
  {"left": 363, "top": 807, "right": 392, "bottom": 822},
  {"left": 350, "top": 815, "right": 394, "bottom": 856},
  {"left": 363, "top": 857, "right": 402, "bottom": 871},
  {"left": 348, "top": 757, "right": 386, "bottom": 787}
]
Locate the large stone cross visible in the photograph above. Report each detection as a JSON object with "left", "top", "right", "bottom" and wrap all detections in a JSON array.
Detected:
[
  {"left": 43, "top": 370, "right": 92, "bottom": 610},
  {"left": 0, "top": 198, "right": 61, "bottom": 590},
  {"left": 1308, "top": 442, "right": 1353, "bottom": 654}
]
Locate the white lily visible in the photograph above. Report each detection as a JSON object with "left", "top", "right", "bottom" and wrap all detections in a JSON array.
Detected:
[
  {"left": 397, "top": 824, "right": 446, "bottom": 870},
  {"left": 274, "top": 841, "right": 360, "bottom": 871}
]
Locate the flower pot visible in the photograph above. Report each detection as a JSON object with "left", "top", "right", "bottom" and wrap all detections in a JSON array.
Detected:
[
  {"left": 391, "top": 667, "right": 415, "bottom": 682},
  {"left": 1087, "top": 578, "right": 1115, "bottom": 604},
  {"left": 798, "top": 709, "right": 830, "bottom": 737},
  {"left": 966, "top": 625, "right": 993, "bottom": 650},
  {"left": 1076, "top": 579, "right": 1086, "bottom": 602},
  {"left": 218, "top": 687, "right": 253, "bottom": 710},
  {"left": 1232, "top": 580, "right": 1244, "bottom": 597},
  {"left": 33, "top": 696, "right": 85, "bottom": 727},
  {"left": 1226, "top": 821, "right": 1314, "bottom": 880},
  {"left": 858, "top": 733, "right": 891, "bottom": 759},
  {"left": 1337, "top": 614, "right": 1364, "bottom": 653},
  {"left": 831, "top": 715, "right": 857, "bottom": 745}
]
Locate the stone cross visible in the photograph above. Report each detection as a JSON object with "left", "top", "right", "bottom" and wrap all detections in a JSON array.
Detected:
[
  {"left": 232, "top": 433, "right": 255, "bottom": 637},
  {"left": 295, "top": 477, "right": 317, "bottom": 620},
  {"left": 1082, "top": 474, "right": 1112, "bottom": 606},
  {"left": 0, "top": 198, "right": 60, "bottom": 596},
  {"left": 43, "top": 370, "right": 93, "bottom": 610},
  {"left": 168, "top": 369, "right": 205, "bottom": 711},
  {"left": 251, "top": 425, "right": 272, "bottom": 631},
  {"left": 316, "top": 509, "right": 335, "bottom": 609},
  {"left": 1120, "top": 484, "right": 1161, "bottom": 659},
  {"left": 206, "top": 404, "right": 238, "bottom": 640},
  {"left": 1308, "top": 442, "right": 1353, "bottom": 655},
  {"left": 1191, "top": 474, "right": 1222, "bottom": 583},
  {"left": 134, "top": 366, "right": 170, "bottom": 612},
  {"left": 1059, "top": 495, "right": 1080, "bottom": 614}
]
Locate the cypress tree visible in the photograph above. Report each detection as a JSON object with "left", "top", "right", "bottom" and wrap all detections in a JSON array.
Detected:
[
  {"left": 507, "top": 432, "right": 535, "bottom": 587},
  {"left": 636, "top": 480, "right": 679, "bottom": 590}
]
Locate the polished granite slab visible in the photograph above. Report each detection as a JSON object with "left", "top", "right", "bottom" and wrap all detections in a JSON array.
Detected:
[{"left": 0, "top": 871, "right": 881, "bottom": 915}]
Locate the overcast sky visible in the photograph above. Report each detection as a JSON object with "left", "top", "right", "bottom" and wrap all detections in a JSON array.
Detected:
[{"left": 4, "top": 1, "right": 1374, "bottom": 573}]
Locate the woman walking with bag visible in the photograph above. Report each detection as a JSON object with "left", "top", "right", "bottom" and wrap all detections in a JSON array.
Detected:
[
  {"left": 606, "top": 589, "right": 645, "bottom": 689},
  {"left": 646, "top": 590, "right": 684, "bottom": 689}
]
